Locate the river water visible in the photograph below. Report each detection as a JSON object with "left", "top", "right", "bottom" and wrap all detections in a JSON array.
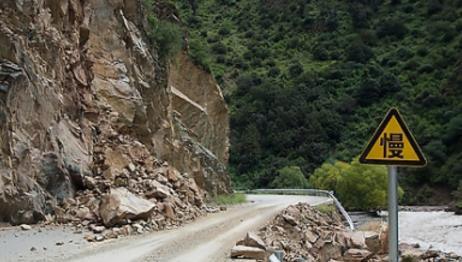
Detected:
[
  {"left": 350, "top": 211, "right": 462, "bottom": 255},
  {"left": 399, "top": 211, "right": 462, "bottom": 255}
]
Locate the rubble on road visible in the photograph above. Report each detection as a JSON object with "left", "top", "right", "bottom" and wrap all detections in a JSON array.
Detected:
[
  {"left": 231, "top": 203, "right": 462, "bottom": 262},
  {"left": 46, "top": 136, "right": 219, "bottom": 241}
]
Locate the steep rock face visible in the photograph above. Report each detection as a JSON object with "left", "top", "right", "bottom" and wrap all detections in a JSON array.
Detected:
[
  {"left": 168, "top": 52, "right": 230, "bottom": 195},
  {"left": 0, "top": 0, "right": 230, "bottom": 224}
]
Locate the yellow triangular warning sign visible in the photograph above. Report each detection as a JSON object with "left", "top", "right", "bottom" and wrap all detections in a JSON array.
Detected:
[{"left": 359, "top": 108, "right": 426, "bottom": 166}]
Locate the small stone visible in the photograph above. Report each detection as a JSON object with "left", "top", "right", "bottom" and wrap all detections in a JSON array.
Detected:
[
  {"left": 56, "top": 242, "right": 64, "bottom": 246},
  {"left": 237, "top": 232, "right": 266, "bottom": 250},
  {"left": 94, "top": 235, "right": 105, "bottom": 242},
  {"left": 30, "top": 247, "right": 36, "bottom": 252},
  {"left": 84, "top": 234, "right": 95, "bottom": 242},
  {"left": 282, "top": 214, "right": 298, "bottom": 226},
  {"left": 20, "top": 224, "right": 32, "bottom": 231},
  {"left": 89, "top": 224, "right": 105, "bottom": 233},
  {"left": 304, "top": 230, "right": 319, "bottom": 243},
  {"left": 230, "top": 245, "right": 267, "bottom": 260},
  {"left": 133, "top": 223, "right": 143, "bottom": 234},
  {"left": 343, "top": 248, "right": 373, "bottom": 262},
  {"left": 128, "top": 163, "right": 136, "bottom": 172}
]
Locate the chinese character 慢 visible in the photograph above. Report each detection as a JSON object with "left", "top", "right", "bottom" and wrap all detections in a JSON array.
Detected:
[{"left": 380, "top": 133, "right": 404, "bottom": 159}]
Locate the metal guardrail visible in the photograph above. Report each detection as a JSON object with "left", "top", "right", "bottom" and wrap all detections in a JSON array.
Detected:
[{"left": 245, "top": 188, "right": 355, "bottom": 231}]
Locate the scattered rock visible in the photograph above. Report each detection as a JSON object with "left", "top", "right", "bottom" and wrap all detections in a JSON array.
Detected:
[
  {"left": 20, "top": 224, "right": 32, "bottom": 231},
  {"left": 89, "top": 224, "right": 106, "bottom": 233},
  {"left": 94, "top": 235, "right": 105, "bottom": 242},
  {"left": 343, "top": 248, "right": 373, "bottom": 261},
  {"left": 303, "top": 230, "right": 318, "bottom": 243},
  {"left": 364, "top": 231, "right": 381, "bottom": 254},
  {"left": 128, "top": 163, "right": 136, "bottom": 172},
  {"left": 30, "top": 247, "right": 37, "bottom": 252},
  {"left": 231, "top": 203, "right": 461, "bottom": 262},
  {"left": 162, "top": 202, "right": 175, "bottom": 219},
  {"left": 237, "top": 232, "right": 266, "bottom": 250},
  {"left": 282, "top": 214, "right": 297, "bottom": 226},
  {"left": 56, "top": 242, "right": 64, "bottom": 246},
  {"left": 99, "top": 187, "right": 156, "bottom": 226},
  {"left": 230, "top": 245, "right": 267, "bottom": 261}
]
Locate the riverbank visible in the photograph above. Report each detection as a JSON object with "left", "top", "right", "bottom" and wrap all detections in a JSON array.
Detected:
[{"left": 350, "top": 210, "right": 462, "bottom": 256}]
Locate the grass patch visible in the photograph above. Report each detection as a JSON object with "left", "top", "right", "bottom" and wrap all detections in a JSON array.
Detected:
[
  {"left": 213, "top": 193, "right": 247, "bottom": 205},
  {"left": 315, "top": 204, "right": 336, "bottom": 215}
]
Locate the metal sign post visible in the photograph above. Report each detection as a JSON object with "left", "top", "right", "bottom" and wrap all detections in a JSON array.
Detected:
[
  {"left": 388, "top": 165, "right": 398, "bottom": 262},
  {"left": 359, "top": 108, "right": 427, "bottom": 261}
]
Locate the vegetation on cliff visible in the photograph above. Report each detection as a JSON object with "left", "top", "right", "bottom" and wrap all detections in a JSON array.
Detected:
[{"left": 177, "top": 0, "right": 462, "bottom": 205}]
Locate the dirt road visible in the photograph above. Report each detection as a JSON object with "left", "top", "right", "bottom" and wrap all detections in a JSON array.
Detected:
[{"left": 0, "top": 194, "right": 330, "bottom": 262}]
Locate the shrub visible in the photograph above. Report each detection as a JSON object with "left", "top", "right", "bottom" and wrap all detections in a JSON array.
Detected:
[
  {"left": 211, "top": 42, "right": 227, "bottom": 54},
  {"left": 325, "top": 11, "right": 339, "bottom": 31},
  {"left": 349, "top": 3, "right": 370, "bottom": 29},
  {"left": 346, "top": 41, "right": 373, "bottom": 63},
  {"left": 216, "top": 55, "right": 226, "bottom": 64},
  {"left": 188, "top": 39, "right": 211, "bottom": 71},
  {"left": 427, "top": 0, "right": 443, "bottom": 15},
  {"left": 356, "top": 78, "right": 380, "bottom": 105},
  {"left": 288, "top": 62, "right": 304, "bottom": 78},
  {"left": 147, "top": 17, "right": 183, "bottom": 60},
  {"left": 270, "top": 166, "right": 310, "bottom": 189},
  {"left": 379, "top": 73, "right": 401, "bottom": 94},
  {"left": 417, "top": 47, "right": 429, "bottom": 57},
  {"left": 418, "top": 64, "right": 434, "bottom": 73},
  {"left": 402, "top": 4, "right": 414, "bottom": 13},
  {"left": 376, "top": 19, "right": 408, "bottom": 39},
  {"left": 310, "top": 159, "right": 404, "bottom": 210},
  {"left": 218, "top": 27, "right": 231, "bottom": 36},
  {"left": 187, "top": 16, "right": 201, "bottom": 28},
  {"left": 443, "top": 115, "right": 462, "bottom": 145},
  {"left": 312, "top": 45, "right": 330, "bottom": 61},
  {"left": 359, "top": 30, "right": 378, "bottom": 46},
  {"left": 267, "top": 66, "right": 281, "bottom": 77}
]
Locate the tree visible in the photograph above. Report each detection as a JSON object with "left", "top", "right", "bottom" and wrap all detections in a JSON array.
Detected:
[
  {"left": 427, "top": 0, "right": 443, "bottom": 15},
  {"left": 270, "top": 166, "right": 310, "bottom": 189},
  {"left": 346, "top": 41, "right": 373, "bottom": 63},
  {"left": 288, "top": 62, "right": 304, "bottom": 78},
  {"left": 310, "top": 158, "right": 404, "bottom": 210},
  {"left": 348, "top": 3, "right": 370, "bottom": 29},
  {"left": 376, "top": 19, "right": 408, "bottom": 40},
  {"left": 233, "top": 124, "right": 262, "bottom": 174}
]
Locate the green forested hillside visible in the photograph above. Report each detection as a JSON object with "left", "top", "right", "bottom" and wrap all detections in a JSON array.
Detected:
[{"left": 177, "top": 0, "right": 462, "bottom": 204}]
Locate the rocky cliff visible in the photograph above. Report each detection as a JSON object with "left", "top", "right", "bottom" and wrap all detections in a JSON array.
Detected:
[{"left": 0, "top": 0, "right": 230, "bottom": 225}]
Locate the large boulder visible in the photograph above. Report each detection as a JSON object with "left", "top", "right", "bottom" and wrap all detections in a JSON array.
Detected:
[{"left": 99, "top": 187, "right": 156, "bottom": 226}]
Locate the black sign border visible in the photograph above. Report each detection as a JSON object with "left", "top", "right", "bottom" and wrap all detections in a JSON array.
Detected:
[{"left": 359, "top": 108, "right": 427, "bottom": 166}]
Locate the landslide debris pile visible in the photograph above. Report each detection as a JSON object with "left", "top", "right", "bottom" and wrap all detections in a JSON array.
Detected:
[
  {"left": 231, "top": 203, "right": 461, "bottom": 262},
  {"left": 0, "top": 0, "right": 230, "bottom": 237},
  {"left": 56, "top": 138, "right": 211, "bottom": 241}
]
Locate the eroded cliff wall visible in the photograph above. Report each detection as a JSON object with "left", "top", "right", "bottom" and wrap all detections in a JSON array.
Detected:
[{"left": 0, "top": 0, "right": 230, "bottom": 225}]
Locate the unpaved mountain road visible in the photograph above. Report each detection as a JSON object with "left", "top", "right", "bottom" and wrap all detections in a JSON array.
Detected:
[{"left": 0, "top": 194, "right": 331, "bottom": 262}]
